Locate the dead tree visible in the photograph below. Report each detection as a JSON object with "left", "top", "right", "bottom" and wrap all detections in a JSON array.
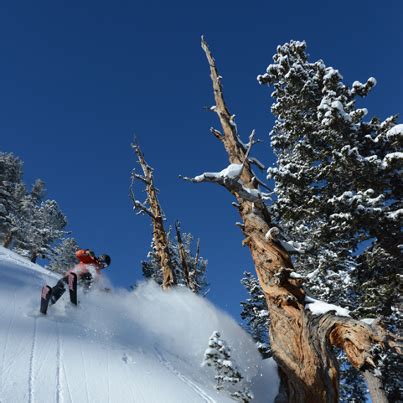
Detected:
[
  {"left": 130, "top": 142, "right": 176, "bottom": 289},
  {"left": 190, "top": 237, "right": 205, "bottom": 294},
  {"left": 182, "top": 37, "right": 400, "bottom": 402},
  {"left": 175, "top": 221, "right": 191, "bottom": 289}
]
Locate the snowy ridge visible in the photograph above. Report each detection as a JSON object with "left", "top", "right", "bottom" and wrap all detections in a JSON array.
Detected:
[{"left": 0, "top": 246, "right": 279, "bottom": 403}]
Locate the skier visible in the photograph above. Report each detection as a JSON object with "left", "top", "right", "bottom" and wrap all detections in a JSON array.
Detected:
[{"left": 40, "top": 249, "right": 111, "bottom": 314}]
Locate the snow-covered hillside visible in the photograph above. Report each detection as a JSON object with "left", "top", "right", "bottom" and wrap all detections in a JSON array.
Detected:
[{"left": 0, "top": 246, "right": 279, "bottom": 403}]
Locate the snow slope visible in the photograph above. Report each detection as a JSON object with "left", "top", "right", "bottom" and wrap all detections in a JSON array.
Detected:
[{"left": 0, "top": 246, "right": 279, "bottom": 403}]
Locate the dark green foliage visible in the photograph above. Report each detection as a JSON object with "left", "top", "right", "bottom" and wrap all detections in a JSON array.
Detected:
[
  {"left": 258, "top": 41, "right": 402, "bottom": 401},
  {"left": 0, "top": 150, "right": 69, "bottom": 263},
  {"left": 0, "top": 152, "right": 25, "bottom": 247}
]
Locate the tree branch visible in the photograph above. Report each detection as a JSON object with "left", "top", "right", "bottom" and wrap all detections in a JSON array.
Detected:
[
  {"left": 210, "top": 127, "right": 224, "bottom": 141},
  {"left": 181, "top": 171, "right": 271, "bottom": 202}
]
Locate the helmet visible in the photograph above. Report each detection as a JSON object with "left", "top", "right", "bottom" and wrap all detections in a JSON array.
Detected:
[{"left": 98, "top": 254, "right": 111, "bottom": 268}]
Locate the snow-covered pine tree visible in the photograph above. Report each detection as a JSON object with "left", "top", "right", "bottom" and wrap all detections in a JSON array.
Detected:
[
  {"left": 240, "top": 271, "right": 271, "bottom": 358},
  {"left": 258, "top": 40, "right": 402, "bottom": 401},
  {"left": 142, "top": 227, "right": 208, "bottom": 294},
  {"left": 13, "top": 179, "right": 46, "bottom": 259},
  {"left": 202, "top": 331, "right": 253, "bottom": 402},
  {"left": 0, "top": 152, "right": 25, "bottom": 247},
  {"left": 14, "top": 180, "right": 67, "bottom": 262},
  {"left": 174, "top": 223, "right": 209, "bottom": 294},
  {"left": 48, "top": 237, "right": 79, "bottom": 274},
  {"left": 141, "top": 238, "right": 163, "bottom": 284}
]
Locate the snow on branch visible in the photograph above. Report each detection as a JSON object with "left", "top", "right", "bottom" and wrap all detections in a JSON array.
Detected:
[
  {"left": 182, "top": 128, "right": 272, "bottom": 202},
  {"left": 249, "top": 157, "right": 266, "bottom": 171},
  {"left": 305, "top": 296, "right": 350, "bottom": 317},
  {"left": 181, "top": 163, "right": 272, "bottom": 202},
  {"left": 129, "top": 172, "right": 155, "bottom": 219},
  {"left": 265, "top": 227, "right": 305, "bottom": 254},
  {"left": 210, "top": 127, "right": 224, "bottom": 141},
  {"left": 129, "top": 141, "right": 162, "bottom": 220}
]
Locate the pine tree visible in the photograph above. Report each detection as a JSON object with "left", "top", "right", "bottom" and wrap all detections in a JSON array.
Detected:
[
  {"left": 142, "top": 238, "right": 164, "bottom": 284},
  {"left": 257, "top": 40, "right": 402, "bottom": 402},
  {"left": 202, "top": 331, "right": 254, "bottom": 402},
  {"left": 14, "top": 180, "right": 67, "bottom": 262},
  {"left": 48, "top": 238, "right": 79, "bottom": 274},
  {"left": 0, "top": 152, "right": 25, "bottom": 247},
  {"left": 240, "top": 272, "right": 271, "bottom": 358}
]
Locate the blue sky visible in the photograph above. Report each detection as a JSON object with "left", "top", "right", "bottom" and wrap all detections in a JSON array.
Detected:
[{"left": 0, "top": 0, "right": 401, "bottom": 319}]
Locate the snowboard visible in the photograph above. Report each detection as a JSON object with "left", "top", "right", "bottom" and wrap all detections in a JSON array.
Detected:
[{"left": 40, "top": 285, "right": 52, "bottom": 315}]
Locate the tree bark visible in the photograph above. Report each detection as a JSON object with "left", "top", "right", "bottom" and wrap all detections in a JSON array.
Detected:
[
  {"left": 363, "top": 370, "right": 388, "bottom": 403},
  {"left": 131, "top": 143, "right": 176, "bottom": 289},
  {"left": 175, "top": 221, "right": 191, "bottom": 289},
  {"left": 187, "top": 37, "right": 397, "bottom": 402},
  {"left": 189, "top": 238, "right": 201, "bottom": 293}
]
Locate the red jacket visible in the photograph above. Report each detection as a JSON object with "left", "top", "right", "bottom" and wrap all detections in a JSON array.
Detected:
[{"left": 66, "top": 249, "right": 102, "bottom": 279}]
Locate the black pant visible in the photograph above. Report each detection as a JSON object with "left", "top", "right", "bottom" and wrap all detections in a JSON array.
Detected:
[
  {"left": 50, "top": 273, "right": 93, "bottom": 305},
  {"left": 50, "top": 276, "right": 68, "bottom": 305}
]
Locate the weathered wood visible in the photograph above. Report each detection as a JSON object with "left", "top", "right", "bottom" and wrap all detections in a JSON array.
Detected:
[
  {"left": 131, "top": 143, "right": 176, "bottom": 289},
  {"left": 363, "top": 371, "right": 388, "bottom": 403},
  {"left": 187, "top": 238, "right": 201, "bottom": 293},
  {"left": 175, "top": 221, "right": 191, "bottom": 288},
  {"left": 192, "top": 37, "right": 397, "bottom": 402}
]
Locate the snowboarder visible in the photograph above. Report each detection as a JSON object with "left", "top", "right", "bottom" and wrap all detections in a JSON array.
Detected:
[{"left": 40, "top": 249, "right": 111, "bottom": 314}]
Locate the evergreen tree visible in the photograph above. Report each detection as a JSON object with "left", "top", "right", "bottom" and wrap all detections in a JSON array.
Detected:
[
  {"left": 142, "top": 227, "right": 208, "bottom": 294},
  {"left": 240, "top": 272, "right": 271, "bottom": 358},
  {"left": 258, "top": 40, "right": 402, "bottom": 402},
  {"left": 0, "top": 152, "right": 25, "bottom": 247},
  {"left": 14, "top": 180, "right": 67, "bottom": 262},
  {"left": 202, "top": 331, "right": 254, "bottom": 402},
  {"left": 48, "top": 237, "right": 79, "bottom": 274},
  {"left": 142, "top": 238, "right": 164, "bottom": 284}
]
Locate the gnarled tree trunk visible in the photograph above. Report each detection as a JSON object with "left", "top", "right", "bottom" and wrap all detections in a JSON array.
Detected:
[
  {"left": 131, "top": 143, "right": 176, "bottom": 289},
  {"left": 183, "top": 37, "right": 398, "bottom": 402},
  {"left": 175, "top": 221, "right": 191, "bottom": 289}
]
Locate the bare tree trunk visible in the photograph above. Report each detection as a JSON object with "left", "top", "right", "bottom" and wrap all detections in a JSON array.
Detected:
[
  {"left": 175, "top": 221, "right": 191, "bottom": 288},
  {"left": 131, "top": 143, "right": 176, "bottom": 289},
  {"left": 363, "top": 371, "right": 388, "bottom": 403},
  {"left": 189, "top": 238, "right": 201, "bottom": 293},
  {"left": 183, "top": 37, "right": 397, "bottom": 402}
]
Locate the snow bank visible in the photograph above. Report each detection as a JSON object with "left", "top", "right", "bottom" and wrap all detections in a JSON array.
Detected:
[{"left": 0, "top": 246, "right": 279, "bottom": 402}]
